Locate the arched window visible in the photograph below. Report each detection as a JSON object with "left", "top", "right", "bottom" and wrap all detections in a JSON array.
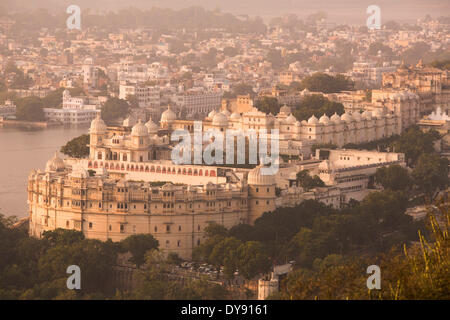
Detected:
[
  {"left": 162, "top": 167, "right": 166, "bottom": 173},
  {"left": 151, "top": 166, "right": 155, "bottom": 172},
  {"left": 156, "top": 166, "right": 161, "bottom": 173},
  {"left": 88, "top": 161, "right": 92, "bottom": 168},
  {"left": 93, "top": 162, "right": 98, "bottom": 168},
  {"left": 188, "top": 168, "right": 192, "bottom": 175},
  {"left": 199, "top": 169, "right": 203, "bottom": 176},
  {"left": 205, "top": 170, "right": 209, "bottom": 176},
  {"left": 194, "top": 169, "right": 198, "bottom": 176},
  {"left": 140, "top": 165, "right": 144, "bottom": 172},
  {"left": 145, "top": 166, "right": 149, "bottom": 172},
  {"left": 120, "top": 164, "right": 124, "bottom": 170},
  {"left": 210, "top": 171, "right": 216, "bottom": 177}
]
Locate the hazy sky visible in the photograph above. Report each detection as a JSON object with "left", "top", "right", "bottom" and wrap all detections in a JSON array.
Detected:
[{"left": 2, "top": 0, "right": 450, "bottom": 24}]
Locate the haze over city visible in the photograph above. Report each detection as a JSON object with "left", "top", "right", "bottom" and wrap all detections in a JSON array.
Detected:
[{"left": 0, "top": 0, "right": 448, "bottom": 306}]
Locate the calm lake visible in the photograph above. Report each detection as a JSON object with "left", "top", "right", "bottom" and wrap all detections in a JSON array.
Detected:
[{"left": 0, "top": 126, "right": 88, "bottom": 218}]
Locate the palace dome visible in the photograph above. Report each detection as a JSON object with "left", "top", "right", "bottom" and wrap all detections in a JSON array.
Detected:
[
  {"left": 221, "top": 109, "right": 231, "bottom": 116},
  {"left": 352, "top": 112, "right": 362, "bottom": 121},
  {"left": 131, "top": 119, "right": 149, "bottom": 137},
  {"left": 145, "top": 118, "right": 159, "bottom": 134},
  {"left": 45, "top": 152, "right": 65, "bottom": 172},
  {"left": 247, "top": 165, "right": 276, "bottom": 186},
  {"left": 285, "top": 114, "right": 297, "bottom": 124},
  {"left": 330, "top": 113, "right": 341, "bottom": 123},
  {"left": 341, "top": 113, "right": 353, "bottom": 122},
  {"left": 208, "top": 109, "right": 218, "bottom": 118},
  {"left": 90, "top": 114, "right": 107, "bottom": 134},
  {"left": 230, "top": 112, "right": 241, "bottom": 120},
  {"left": 307, "top": 115, "right": 319, "bottom": 124},
  {"left": 362, "top": 110, "right": 372, "bottom": 120},
  {"left": 319, "top": 114, "right": 330, "bottom": 124},
  {"left": 212, "top": 112, "right": 228, "bottom": 126},
  {"left": 161, "top": 106, "right": 177, "bottom": 123},
  {"left": 279, "top": 105, "right": 291, "bottom": 114}
]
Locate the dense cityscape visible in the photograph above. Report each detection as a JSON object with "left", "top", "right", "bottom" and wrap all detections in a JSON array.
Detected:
[{"left": 0, "top": 1, "right": 449, "bottom": 303}]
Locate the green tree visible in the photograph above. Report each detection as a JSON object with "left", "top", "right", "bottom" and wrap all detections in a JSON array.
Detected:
[
  {"left": 101, "top": 97, "right": 129, "bottom": 121},
  {"left": 15, "top": 96, "right": 45, "bottom": 121},
  {"left": 393, "top": 126, "right": 440, "bottom": 165},
  {"left": 236, "top": 241, "right": 271, "bottom": 280},
  {"left": 296, "top": 170, "right": 325, "bottom": 191},
  {"left": 412, "top": 154, "right": 449, "bottom": 195},
  {"left": 300, "top": 73, "right": 353, "bottom": 93},
  {"left": 120, "top": 234, "right": 159, "bottom": 267},
  {"left": 375, "top": 165, "right": 411, "bottom": 191},
  {"left": 293, "top": 94, "right": 344, "bottom": 120},
  {"left": 60, "top": 134, "right": 90, "bottom": 158},
  {"left": 254, "top": 97, "right": 280, "bottom": 115}
]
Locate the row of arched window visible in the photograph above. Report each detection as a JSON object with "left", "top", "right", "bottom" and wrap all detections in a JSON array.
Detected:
[{"left": 87, "top": 161, "right": 216, "bottom": 177}]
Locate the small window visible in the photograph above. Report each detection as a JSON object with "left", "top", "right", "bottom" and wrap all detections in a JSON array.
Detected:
[{"left": 89, "top": 222, "right": 93, "bottom": 229}]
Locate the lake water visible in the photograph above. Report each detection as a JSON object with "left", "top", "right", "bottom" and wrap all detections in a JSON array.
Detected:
[{"left": 0, "top": 126, "right": 88, "bottom": 218}]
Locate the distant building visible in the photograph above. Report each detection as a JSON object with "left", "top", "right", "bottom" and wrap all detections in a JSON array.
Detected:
[
  {"left": 174, "top": 89, "right": 222, "bottom": 118},
  {"left": 119, "top": 83, "right": 160, "bottom": 108},
  {"left": 43, "top": 90, "right": 100, "bottom": 124},
  {"left": 0, "top": 99, "right": 16, "bottom": 118},
  {"left": 82, "top": 57, "right": 98, "bottom": 90}
]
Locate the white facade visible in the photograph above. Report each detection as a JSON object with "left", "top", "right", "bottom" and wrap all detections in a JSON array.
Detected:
[
  {"left": 44, "top": 90, "right": 100, "bottom": 124},
  {"left": 119, "top": 83, "right": 160, "bottom": 108}
]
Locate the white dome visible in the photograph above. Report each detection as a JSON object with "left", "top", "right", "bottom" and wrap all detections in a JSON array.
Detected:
[
  {"left": 319, "top": 114, "right": 330, "bottom": 124},
  {"left": 131, "top": 119, "right": 149, "bottom": 137},
  {"left": 352, "top": 112, "right": 362, "bottom": 121},
  {"left": 341, "top": 113, "right": 353, "bottom": 122},
  {"left": 161, "top": 106, "right": 177, "bottom": 123},
  {"left": 230, "top": 112, "right": 241, "bottom": 120},
  {"left": 90, "top": 114, "right": 107, "bottom": 134},
  {"left": 212, "top": 112, "right": 228, "bottom": 126},
  {"left": 362, "top": 110, "right": 372, "bottom": 120},
  {"left": 247, "top": 165, "right": 276, "bottom": 186},
  {"left": 208, "top": 109, "right": 218, "bottom": 118},
  {"left": 279, "top": 105, "right": 291, "bottom": 114},
  {"left": 285, "top": 114, "right": 297, "bottom": 124},
  {"left": 307, "top": 115, "right": 319, "bottom": 124},
  {"left": 373, "top": 109, "right": 383, "bottom": 118},
  {"left": 145, "top": 118, "right": 159, "bottom": 134},
  {"left": 330, "top": 113, "right": 341, "bottom": 123},
  {"left": 45, "top": 152, "right": 65, "bottom": 172}
]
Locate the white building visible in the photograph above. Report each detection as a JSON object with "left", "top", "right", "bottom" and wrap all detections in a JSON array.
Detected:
[
  {"left": 174, "top": 89, "right": 222, "bottom": 118},
  {"left": 82, "top": 57, "right": 98, "bottom": 89},
  {"left": 44, "top": 90, "right": 100, "bottom": 124},
  {"left": 119, "top": 83, "right": 160, "bottom": 108},
  {"left": 0, "top": 99, "right": 16, "bottom": 117}
]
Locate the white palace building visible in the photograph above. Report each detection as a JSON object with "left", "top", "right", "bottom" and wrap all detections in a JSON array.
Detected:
[{"left": 28, "top": 106, "right": 407, "bottom": 259}]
